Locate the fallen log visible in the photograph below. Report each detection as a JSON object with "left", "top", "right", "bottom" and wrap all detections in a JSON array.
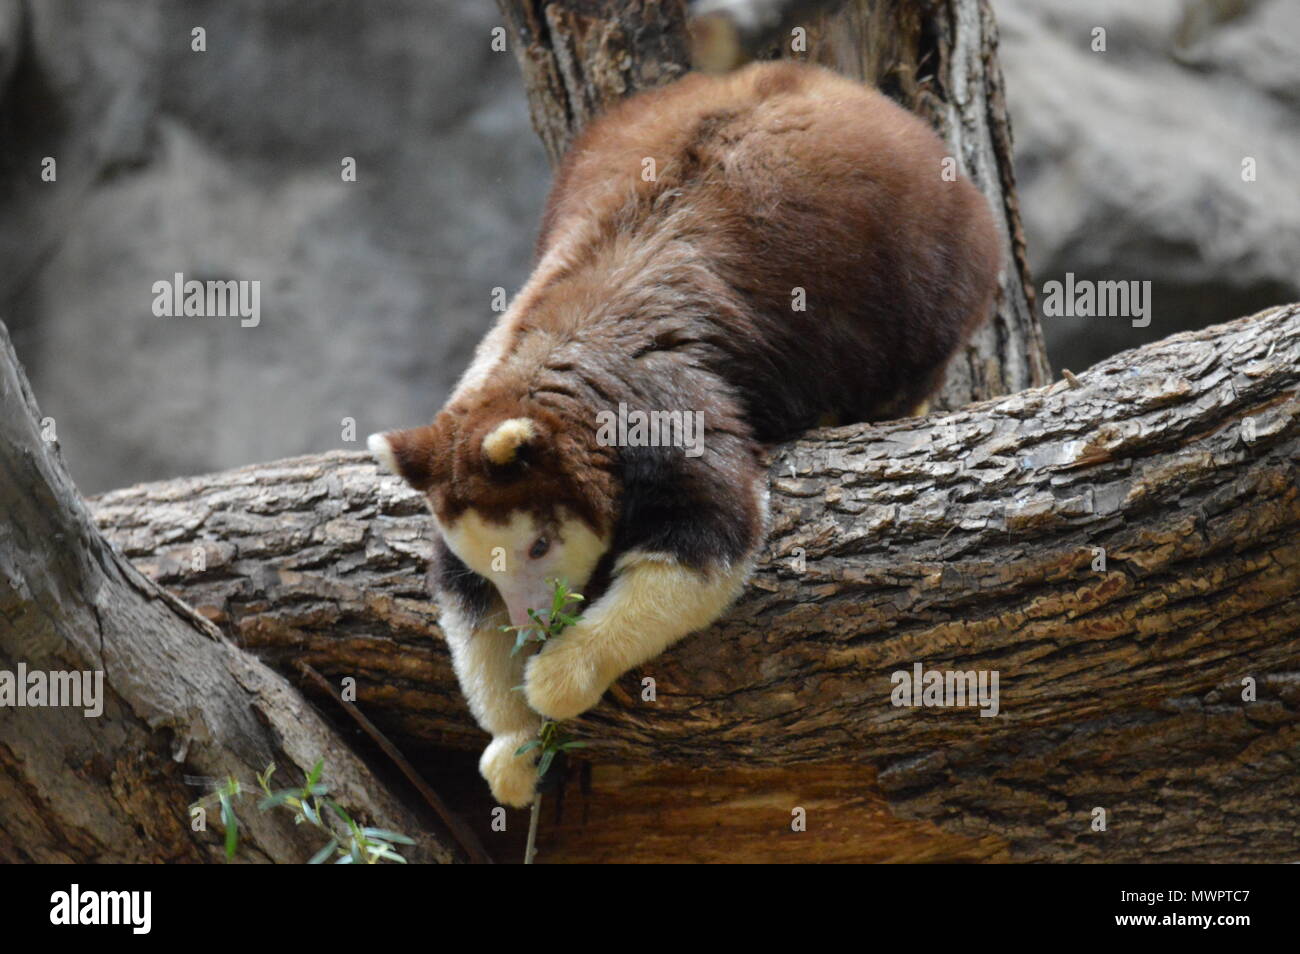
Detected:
[{"left": 88, "top": 303, "right": 1300, "bottom": 862}]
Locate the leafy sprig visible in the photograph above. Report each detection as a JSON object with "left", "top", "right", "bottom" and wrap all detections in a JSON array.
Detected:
[
  {"left": 516, "top": 719, "right": 590, "bottom": 779},
  {"left": 191, "top": 760, "right": 415, "bottom": 864},
  {"left": 500, "top": 578, "right": 590, "bottom": 779},
  {"left": 501, "top": 578, "right": 584, "bottom": 657},
  {"left": 498, "top": 577, "right": 594, "bottom": 864}
]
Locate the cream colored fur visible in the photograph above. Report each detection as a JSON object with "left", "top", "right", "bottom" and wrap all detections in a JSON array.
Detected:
[
  {"left": 481, "top": 417, "right": 537, "bottom": 465},
  {"left": 523, "top": 551, "right": 754, "bottom": 721},
  {"left": 445, "top": 539, "right": 753, "bottom": 804},
  {"left": 438, "top": 599, "right": 542, "bottom": 807},
  {"left": 366, "top": 432, "right": 400, "bottom": 476},
  {"left": 371, "top": 423, "right": 767, "bottom": 808},
  {"left": 437, "top": 510, "right": 608, "bottom": 618},
  {"left": 436, "top": 507, "right": 608, "bottom": 806}
]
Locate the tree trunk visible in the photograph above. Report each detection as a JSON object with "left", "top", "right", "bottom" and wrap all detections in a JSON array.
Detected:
[
  {"left": 87, "top": 304, "right": 1300, "bottom": 862},
  {"left": 495, "top": 0, "right": 1051, "bottom": 409},
  {"left": 0, "top": 322, "right": 461, "bottom": 864}
]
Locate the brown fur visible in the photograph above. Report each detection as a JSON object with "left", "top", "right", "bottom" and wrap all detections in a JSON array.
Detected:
[
  {"left": 374, "top": 63, "right": 1003, "bottom": 798},
  {"left": 388, "top": 61, "right": 999, "bottom": 573}
]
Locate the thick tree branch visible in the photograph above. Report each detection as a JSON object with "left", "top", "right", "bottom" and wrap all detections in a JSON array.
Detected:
[
  {"left": 0, "top": 322, "right": 459, "bottom": 864},
  {"left": 88, "top": 304, "right": 1300, "bottom": 861}
]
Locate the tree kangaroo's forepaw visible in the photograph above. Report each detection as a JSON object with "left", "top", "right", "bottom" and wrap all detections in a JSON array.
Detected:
[
  {"left": 524, "top": 637, "right": 607, "bottom": 721},
  {"left": 479, "top": 732, "right": 538, "bottom": 808}
]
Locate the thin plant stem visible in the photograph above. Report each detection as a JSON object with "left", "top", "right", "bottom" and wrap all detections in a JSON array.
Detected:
[{"left": 524, "top": 792, "right": 542, "bottom": 864}]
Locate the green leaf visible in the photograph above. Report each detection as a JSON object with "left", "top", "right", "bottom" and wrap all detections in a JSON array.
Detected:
[
  {"left": 559, "top": 740, "right": 590, "bottom": 750},
  {"left": 515, "top": 740, "right": 541, "bottom": 756},
  {"left": 537, "top": 749, "right": 556, "bottom": 779},
  {"left": 256, "top": 763, "right": 276, "bottom": 793},
  {"left": 324, "top": 798, "right": 354, "bottom": 828},
  {"left": 218, "top": 792, "right": 238, "bottom": 861},
  {"left": 308, "top": 839, "right": 338, "bottom": 864},
  {"left": 360, "top": 827, "right": 416, "bottom": 845},
  {"left": 258, "top": 790, "right": 300, "bottom": 811},
  {"left": 307, "top": 759, "right": 324, "bottom": 787}
]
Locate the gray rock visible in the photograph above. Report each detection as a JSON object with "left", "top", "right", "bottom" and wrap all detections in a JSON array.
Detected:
[
  {"left": 992, "top": 0, "right": 1300, "bottom": 371},
  {"left": 2, "top": 0, "right": 547, "bottom": 493}
]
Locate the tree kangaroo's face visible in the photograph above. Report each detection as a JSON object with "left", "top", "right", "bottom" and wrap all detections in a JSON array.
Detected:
[
  {"left": 434, "top": 505, "right": 607, "bottom": 628},
  {"left": 370, "top": 414, "right": 611, "bottom": 628}
]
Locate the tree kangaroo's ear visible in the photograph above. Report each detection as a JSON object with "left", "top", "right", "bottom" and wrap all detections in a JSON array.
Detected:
[
  {"left": 368, "top": 426, "right": 439, "bottom": 492},
  {"left": 481, "top": 416, "right": 539, "bottom": 469}
]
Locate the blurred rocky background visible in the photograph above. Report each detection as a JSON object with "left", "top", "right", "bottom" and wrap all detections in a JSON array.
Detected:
[
  {"left": 997, "top": 0, "right": 1299, "bottom": 372},
  {"left": 0, "top": 0, "right": 1296, "bottom": 493}
]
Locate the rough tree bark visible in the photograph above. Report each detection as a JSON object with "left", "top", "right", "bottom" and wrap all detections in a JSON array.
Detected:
[
  {"left": 86, "top": 304, "right": 1300, "bottom": 862},
  {"left": 494, "top": 0, "right": 1051, "bottom": 409},
  {"left": 0, "top": 323, "right": 461, "bottom": 864}
]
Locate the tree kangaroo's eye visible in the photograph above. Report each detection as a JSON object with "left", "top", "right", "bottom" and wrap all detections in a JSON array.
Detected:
[{"left": 528, "top": 537, "right": 551, "bottom": 560}]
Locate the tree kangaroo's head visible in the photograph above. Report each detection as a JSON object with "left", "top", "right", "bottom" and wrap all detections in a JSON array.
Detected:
[{"left": 369, "top": 398, "right": 616, "bottom": 626}]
